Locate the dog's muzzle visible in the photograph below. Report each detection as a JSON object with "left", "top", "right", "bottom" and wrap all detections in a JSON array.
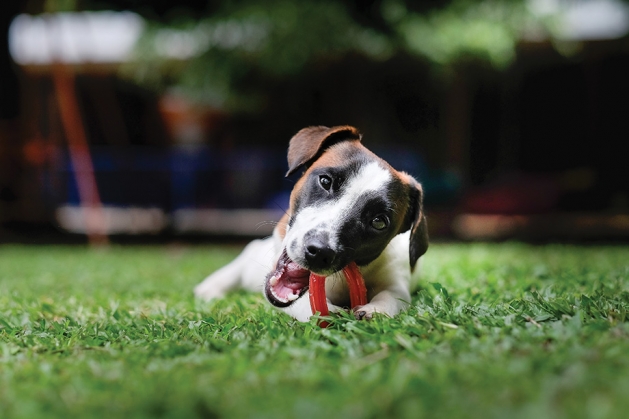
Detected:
[{"left": 264, "top": 250, "right": 311, "bottom": 307}]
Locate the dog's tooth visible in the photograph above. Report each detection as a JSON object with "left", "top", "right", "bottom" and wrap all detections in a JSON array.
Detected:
[
  {"left": 269, "top": 274, "right": 280, "bottom": 287},
  {"left": 270, "top": 287, "right": 288, "bottom": 303},
  {"left": 286, "top": 292, "right": 299, "bottom": 301}
]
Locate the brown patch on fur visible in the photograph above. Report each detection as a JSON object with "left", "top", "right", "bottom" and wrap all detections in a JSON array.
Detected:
[
  {"left": 285, "top": 125, "right": 361, "bottom": 176},
  {"left": 286, "top": 140, "right": 369, "bottom": 219},
  {"left": 276, "top": 213, "right": 289, "bottom": 240}
]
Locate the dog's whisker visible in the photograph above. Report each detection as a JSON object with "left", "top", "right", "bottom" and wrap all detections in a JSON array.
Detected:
[
  {"left": 271, "top": 200, "right": 292, "bottom": 218},
  {"left": 255, "top": 221, "right": 279, "bottom": 231}
]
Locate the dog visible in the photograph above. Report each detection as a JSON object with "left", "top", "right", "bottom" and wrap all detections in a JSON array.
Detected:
[{"left": 194, "top": 125, "right": 428, "bottom": 322}]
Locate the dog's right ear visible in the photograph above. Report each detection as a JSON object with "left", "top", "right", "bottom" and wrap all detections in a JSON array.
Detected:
[
  {"left": 398, "top": 172, "right": 429, "bottom": 271},
  {"left": 286, "top": 125, "right": 361, "bottom": 176}
]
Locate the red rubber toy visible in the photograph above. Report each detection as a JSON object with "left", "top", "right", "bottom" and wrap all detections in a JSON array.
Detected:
[{"left": 309, "top": 262, "right": 367, "bottom": 327}]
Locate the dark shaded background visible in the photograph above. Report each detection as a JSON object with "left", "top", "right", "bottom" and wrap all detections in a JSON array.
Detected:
[{"left": 1, "top": 0, "right": 628, "bottom": 243}]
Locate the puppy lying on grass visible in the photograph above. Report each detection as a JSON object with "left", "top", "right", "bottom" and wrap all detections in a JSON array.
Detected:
[{"left": 195, "top": 125, "right": 428, "bottom": 321}]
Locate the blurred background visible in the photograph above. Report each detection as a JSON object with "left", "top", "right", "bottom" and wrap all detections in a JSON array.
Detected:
[{"left": 1, "top": 0, "right": 628, "bottom": 244}]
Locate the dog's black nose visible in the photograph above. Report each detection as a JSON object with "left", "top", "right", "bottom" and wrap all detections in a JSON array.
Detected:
[{"left": 304, "top": 238, "right": 336, "bottom": 271}]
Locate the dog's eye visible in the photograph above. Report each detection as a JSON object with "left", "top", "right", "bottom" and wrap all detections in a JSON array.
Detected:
[
  {"left": 370, "top": 216, "right": 389, "bottom": 230},
  {"left": 319, "top": 175, "right": 332, "bottom": 191}
]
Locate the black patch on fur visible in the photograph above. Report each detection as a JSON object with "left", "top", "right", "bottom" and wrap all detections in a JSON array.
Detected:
[{"left": 335, "top": 180, "right": 410, "bottom": 267}]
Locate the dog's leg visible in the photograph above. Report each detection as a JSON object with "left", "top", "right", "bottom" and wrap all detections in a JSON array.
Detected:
[
  {"left": 352, "top": 232, "right": 414, "bottom": 320},
  {"left": 353, "top": 282, "right": 411, "bottom": 320},
  {"left": 194, "top": 237, "right": 276, "bottom": 301}
]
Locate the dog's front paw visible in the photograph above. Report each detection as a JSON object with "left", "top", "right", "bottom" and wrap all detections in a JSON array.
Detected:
[
  {"left": 194, "top": 281, "right": 226, "bottom": 301},
  {"left": 353, "top": 304, "right": 378, "bottom": 321}
]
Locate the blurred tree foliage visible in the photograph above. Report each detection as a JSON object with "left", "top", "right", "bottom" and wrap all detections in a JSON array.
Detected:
[
  {"left": 123, "top": 0, "right": 395, "bottom": 109},
  {"left": 105, "top": 0, "right": 551, "bottom": 110}
]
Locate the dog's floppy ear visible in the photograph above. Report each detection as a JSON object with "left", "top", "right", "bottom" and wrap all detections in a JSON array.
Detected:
[
  {"left": 399, "top": 172, "right": 429, "bottom": 271},
  {"left": 286, "top": 125, "right": 361, "bottom": 176}
]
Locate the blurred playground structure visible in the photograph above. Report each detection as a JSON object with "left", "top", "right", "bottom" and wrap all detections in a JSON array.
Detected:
[{"left": 1, "top": 0, "right": 629, "bottom": 243}]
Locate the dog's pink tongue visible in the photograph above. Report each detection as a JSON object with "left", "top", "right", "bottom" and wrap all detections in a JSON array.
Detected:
[{"left": 269, "top": 260, "right": 310, "bottom": 302}]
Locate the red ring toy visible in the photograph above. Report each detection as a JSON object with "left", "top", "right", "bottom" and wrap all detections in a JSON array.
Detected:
[{"left": 309, "top": 261, "right": 367, "bottom": 327}]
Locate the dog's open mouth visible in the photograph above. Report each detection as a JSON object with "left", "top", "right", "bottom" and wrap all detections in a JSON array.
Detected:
[{"left": 264, "top": 250, "right": 311, "bottom": 307}]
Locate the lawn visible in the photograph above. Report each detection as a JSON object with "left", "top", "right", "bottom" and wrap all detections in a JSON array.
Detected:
[{"left": 1, "top": 242, "right": 628, "bottom": 419}]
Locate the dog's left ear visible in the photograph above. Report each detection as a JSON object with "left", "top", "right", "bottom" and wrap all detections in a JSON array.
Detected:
[
  {"left": 285, "top": 125, "right": 361, "bottom": 176},
  {"left": 399, "top": 173, "right": 429, "bottom": 271}
]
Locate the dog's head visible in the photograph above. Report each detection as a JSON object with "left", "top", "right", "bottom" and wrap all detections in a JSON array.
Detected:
[{"left": 265, "top": 125, "right": 428, "bottom": 307}]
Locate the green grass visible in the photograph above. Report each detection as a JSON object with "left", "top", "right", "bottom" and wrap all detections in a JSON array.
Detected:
[{"left": 1, "top": 243, "right": 628, "bottom": 419}]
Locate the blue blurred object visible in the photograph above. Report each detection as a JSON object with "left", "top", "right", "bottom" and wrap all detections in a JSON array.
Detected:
[
  {"left": 59, "top": 145, "right": 287, "bottom": 211},
  {"left": 58, "top": 144, "right": 455, "bottom": 220}
]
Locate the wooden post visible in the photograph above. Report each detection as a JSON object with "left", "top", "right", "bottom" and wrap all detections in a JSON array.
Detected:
[{"left": 52, "top": 66, "right": 109, "bottom": 246}]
